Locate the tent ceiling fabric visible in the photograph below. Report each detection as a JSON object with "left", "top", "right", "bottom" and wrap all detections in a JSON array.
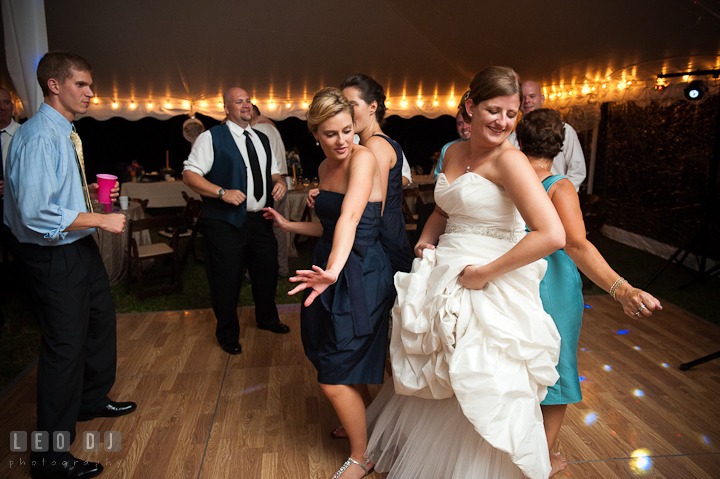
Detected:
[{"left": 33, "top": 0, "right": 720, "bottom": 121}]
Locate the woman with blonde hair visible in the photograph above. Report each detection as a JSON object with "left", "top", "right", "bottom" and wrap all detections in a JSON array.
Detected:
[{"left": 264, "top": 87, "right": 393, "bottom": 479}]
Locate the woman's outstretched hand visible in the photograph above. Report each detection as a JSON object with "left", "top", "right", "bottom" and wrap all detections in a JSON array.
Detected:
[
  {"left": 262, "top": 207, "right": 290, "bottom": 232},
  {"left": 615, "top": 285, "right": 663, "bottom": 319},
  {"left": 289, "top": 265, "right": 338, "bottom": 306}
]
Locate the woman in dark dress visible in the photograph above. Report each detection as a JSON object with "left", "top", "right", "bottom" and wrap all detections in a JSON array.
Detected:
[
  {"left": 264, "top": 87, "right": 393, "bottom": 479},
  {"left": 340, "top": 74, "right": 415, "bottom": 274}
]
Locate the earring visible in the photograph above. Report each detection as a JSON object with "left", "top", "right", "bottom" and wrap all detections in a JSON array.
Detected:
[
  {"left": 316, "top": 140, "right": 319, "bottom": 146},
  {"left": 468, "top": 112, "right": 473, "bottom": 117}
]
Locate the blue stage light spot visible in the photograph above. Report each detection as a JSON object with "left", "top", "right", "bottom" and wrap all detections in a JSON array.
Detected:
[
  {"left": 604, "top": 365, "right": 612, "bottom": 371},
  {"left": 584, "top": 305, "right": 591, "bottom": 309},
  {"left": 634, "top": 346, "right": 641, "bottom": 350},
  {"left": 661, "top": 363, "right": 670, "bottom": 368},
  {"left": 578, "top": 376, "right": 586, "bottom": 382},
  {"left": 631, "top": 449, "right": 652, "bottom": 472},
  {"left": 617, "top": 329, "right": 630, "bottom": 335},
  {"left": 702, "top": 435, "right": 711, "bottom": 445},
  {"left": 634, "top": 389, "right": 644, "bottom": 397},
  {"left": 584, "top": 412, "right": 597, "bottom": 425}
]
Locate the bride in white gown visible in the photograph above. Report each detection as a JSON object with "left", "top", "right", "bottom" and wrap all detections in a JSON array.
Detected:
[{"left": 364, "top": 66, "right": 567, "bottom": 479}]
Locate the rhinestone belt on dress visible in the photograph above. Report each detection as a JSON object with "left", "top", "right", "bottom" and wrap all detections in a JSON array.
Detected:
[{"left": 445, "top": 223, "right": 525, "bottom": 244}]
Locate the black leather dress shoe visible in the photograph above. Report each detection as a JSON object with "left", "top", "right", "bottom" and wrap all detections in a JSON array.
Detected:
[
  {"left": 31, "top": 455, "right": 103, "bottom": 478},
  {"left": 77, "top": 400, "right": 137, "bottom": 421},
  {"left": 220, "top": 342, "right": 242, "bottom": 354},
  {"left": 258, "top": 321, "right": 290, "bottom": 334}
]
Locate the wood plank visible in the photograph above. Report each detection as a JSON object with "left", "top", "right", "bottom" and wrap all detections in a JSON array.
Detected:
[{"left": 1, "top": 298, "right": 718, "bottom": 478}]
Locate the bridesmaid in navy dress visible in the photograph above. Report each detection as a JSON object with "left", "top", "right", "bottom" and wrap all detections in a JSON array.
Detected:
[
  {"left": 264, "top": 87, "right": 393, "bottom": 479},
  {"left": 340, "top": 74, "right": 415, "bottom": 275}
]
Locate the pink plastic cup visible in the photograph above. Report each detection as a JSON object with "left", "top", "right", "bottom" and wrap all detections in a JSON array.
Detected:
[{"left": 96, "top": 174, "right": 118, "bottom": 204}]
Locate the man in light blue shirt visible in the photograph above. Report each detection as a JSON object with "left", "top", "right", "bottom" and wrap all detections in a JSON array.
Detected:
[
  {"left": 433, "top": 112, "right": 472, "bottom": 181},
  {"left": 5, "top": 51, "right": 135, "bottom": 479}
]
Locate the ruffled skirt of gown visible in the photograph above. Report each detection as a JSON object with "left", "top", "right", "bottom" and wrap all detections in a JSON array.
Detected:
[{"left": 366, "top": 231, "right": 561, "bottom": 479}]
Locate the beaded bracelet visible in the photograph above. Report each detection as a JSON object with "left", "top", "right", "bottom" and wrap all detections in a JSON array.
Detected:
[{"left": 610, "top": 278, "right": 627, "bottom": 300}]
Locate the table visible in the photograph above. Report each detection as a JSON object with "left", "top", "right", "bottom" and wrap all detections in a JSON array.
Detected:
[
  {"left": 94, "top": 201, "right": 151, "bottom": 285},
  {"left": 120, "top": 181, "right": 200, "bottom": 208}
]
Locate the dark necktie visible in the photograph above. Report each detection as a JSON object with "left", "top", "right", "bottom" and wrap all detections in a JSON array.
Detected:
[{"left": 243, "top": 130, "right": 263, "bottom": 201}]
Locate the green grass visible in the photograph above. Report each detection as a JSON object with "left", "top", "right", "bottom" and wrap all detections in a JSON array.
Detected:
[{"left": 1, "top": 234, "right": 718, "bottom": 392}]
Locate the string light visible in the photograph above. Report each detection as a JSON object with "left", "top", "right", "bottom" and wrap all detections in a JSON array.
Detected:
[
  {"left": 302, "top": 101, "right": 308, "bottom": 108},
  {"left": 164, "top": 101, "right": 172, "bottom": 109},
  {"left": 129, "top": 102, "right": 137, "bottom": 109},
  {"left": 286, "top": 102, "right": 292, "bottom": 108},
  {"left": 432, "top": 100, "right": 439, "bottom": 106},
  {"left": 92, "top": 98, "right": 99, "bottom": 104},
  {"left": 268, "top": 100, "right": 276, "bottom": 110},
  {"left": 416, "top": 99, "right": 424, "bottom": 107},
  {"left": 199, "top": 101, "right": 207, "bottom": 108},
  {"left": 217, "top": 100, "right": 223, "bottom": 108},
  {"left": 147, "top": 102, "right": 154, "bottom": 109},
  {"left": 400, "top": 98, "right": 408, "bottom": 108},
  {"left": 111, "top": 101, "right": 118, "bottom": 109}
]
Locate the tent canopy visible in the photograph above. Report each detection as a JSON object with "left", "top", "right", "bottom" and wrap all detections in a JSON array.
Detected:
[{"left": 3, "top": 0, "right": 720, "bottom": 121}]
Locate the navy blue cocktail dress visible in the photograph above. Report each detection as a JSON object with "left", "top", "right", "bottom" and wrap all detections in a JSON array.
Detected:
[
  {"left": 373, "top": 134, "right": 414, "bottom": 274},
  {"left": 301, "top": 191, "right": 394, "bottom": 385}
]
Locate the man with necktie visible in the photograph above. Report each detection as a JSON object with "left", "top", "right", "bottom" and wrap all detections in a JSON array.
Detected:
[
  {"left": 183, "top": 87, "right": 290, "bottom": 356},
  {"left": 5, "top": 51, "right": 136, "bottom": 479}
]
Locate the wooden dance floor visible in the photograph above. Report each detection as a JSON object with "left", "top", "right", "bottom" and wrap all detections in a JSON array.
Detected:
[{"left": 2, "top": 296, "right": 720, "bottom": 478}]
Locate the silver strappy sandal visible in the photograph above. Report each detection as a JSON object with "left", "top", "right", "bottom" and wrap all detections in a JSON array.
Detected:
[{"left": 331, "top": 456, "right": 373, "bottom": 478}]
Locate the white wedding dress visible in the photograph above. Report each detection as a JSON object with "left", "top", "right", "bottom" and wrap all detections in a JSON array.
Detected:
[{"left": 365, "top": 173, "right": 562, "bottom": 479}]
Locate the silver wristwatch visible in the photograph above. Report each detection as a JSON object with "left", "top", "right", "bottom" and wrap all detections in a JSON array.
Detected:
[{"left": 218, "top": 188, "right": 226, "bottom": 199}]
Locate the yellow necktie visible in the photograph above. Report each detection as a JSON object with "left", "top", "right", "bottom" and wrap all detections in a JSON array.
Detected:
[{"left": 70, "top": 130, "right": 93, "bottom": 213}]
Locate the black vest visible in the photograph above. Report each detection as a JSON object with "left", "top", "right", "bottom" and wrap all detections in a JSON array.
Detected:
[{"left": 202, "top": 123, "right": 274, "bottom": 228}]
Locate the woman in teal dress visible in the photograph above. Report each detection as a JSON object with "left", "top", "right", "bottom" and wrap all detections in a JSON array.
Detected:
[
  {"left": 515, "top": 108, "right": 663, "bottom": 476},
  {"left": 264, "top": 87, "right": 392, "bottom": 479}
]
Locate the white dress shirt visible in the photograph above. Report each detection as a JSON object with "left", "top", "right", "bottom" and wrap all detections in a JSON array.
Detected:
[
  {"left": 252, "top": 121, "right": 288, "bottom": 175},
  {"left": 1, "top": 119, "right": 20, "bottom": 175},
  {"left": 509, "top": 123, "right": 587, "bottom": 191},
  {"left": 183, "top": 120, "right": 279, "bottom": 212}
]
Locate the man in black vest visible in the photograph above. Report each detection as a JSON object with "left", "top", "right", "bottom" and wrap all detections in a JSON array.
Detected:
[{"left": 183, "top": 87, "right": 289, "bottom": 355}]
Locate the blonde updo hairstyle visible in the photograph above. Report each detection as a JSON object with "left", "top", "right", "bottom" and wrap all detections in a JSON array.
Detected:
[
  {"left": 458, "top": 66, "right": 522, "bottom": 122},
  {"left": 307, "top": 87, "right": 354, "bottom": 133}
]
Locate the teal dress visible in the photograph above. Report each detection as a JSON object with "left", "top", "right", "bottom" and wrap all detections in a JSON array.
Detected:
[{"left": 537, "top": 175, "right": 584, "bottom": 405}]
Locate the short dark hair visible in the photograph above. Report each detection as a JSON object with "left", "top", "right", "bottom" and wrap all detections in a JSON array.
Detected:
[
  {"left": 37, "top": 51, "right": 92, "bottom": 96},
  {"left": 515, "top": 108, "right": 565, "bottom": 160},
  {"left": 252, "top": 104, "right": 261, "bottom": 116},
  {"left": 458, "top": 66, "right": 522, "bottom": 122},
  {"left": 340, "top": 74, "right": 387, "bottom": 126}
]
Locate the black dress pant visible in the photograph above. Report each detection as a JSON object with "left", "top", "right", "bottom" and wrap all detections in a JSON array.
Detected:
[
  {"left": 202, "top": 213, "right": 280, "bottom": 345},
  {"left": 24, "top": 235, "right": 117, "bottom": 461}
]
